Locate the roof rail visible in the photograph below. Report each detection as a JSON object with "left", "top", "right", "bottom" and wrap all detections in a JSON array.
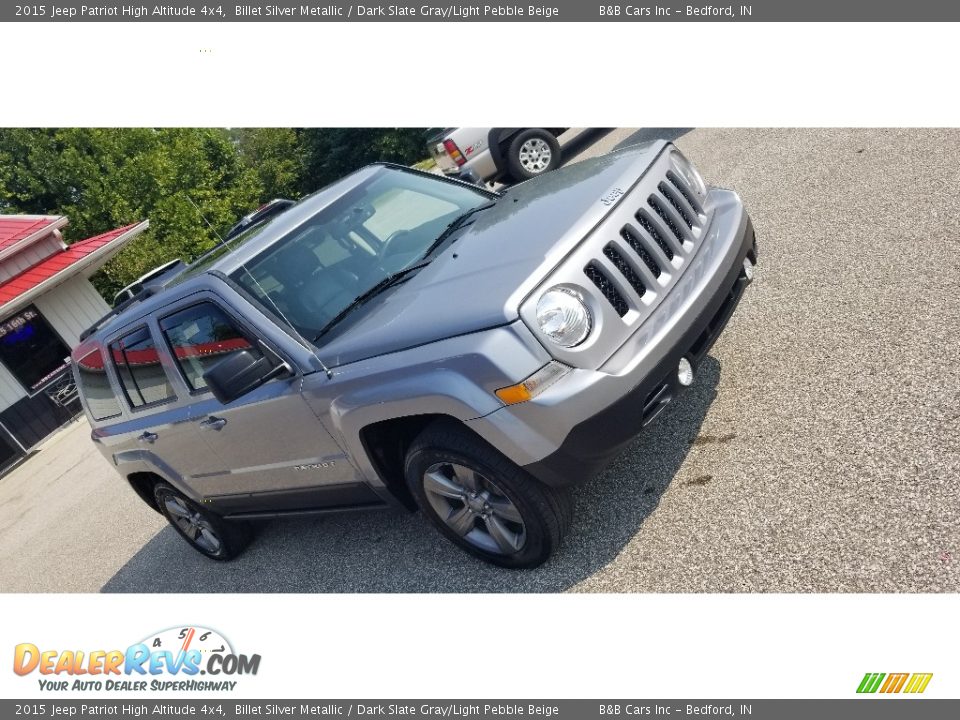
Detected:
[
  {"left": 79, "top": 288, "right": 155, "bottom": 342},
  {"left": 79, "top": 260, "right": 187, "bottom": 342}
]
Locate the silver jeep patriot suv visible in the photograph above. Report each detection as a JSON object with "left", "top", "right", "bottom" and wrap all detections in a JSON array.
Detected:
[{"left": 73, "top": 141, "right": 757, "bottom": 569}]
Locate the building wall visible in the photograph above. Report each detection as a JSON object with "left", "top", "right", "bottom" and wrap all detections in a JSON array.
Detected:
[
  {"left": 33, "top": 274, "right": 111, "bottom": 347},
  {"left": 0, "top": 235, "right": 65, "bottom": 284},
  {"left": 0, "top": 362, "right": 26, "bottom": 407},
  {"left": 0, "top": 276, "right": 111, "bottom": 457}
]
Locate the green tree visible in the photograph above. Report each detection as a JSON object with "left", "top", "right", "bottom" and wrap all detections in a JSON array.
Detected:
[
  {"left": 0, "top": 128, "right": 262, "bottom": 299},
  {"left": 0, "top": 127, "right": 431, "bottom": 302},
  {"left": 299, "top": 128, "right": 428, "bottom": 192},
  {"left": 235, "top": 128, "right": 304, "bottom": 200}
]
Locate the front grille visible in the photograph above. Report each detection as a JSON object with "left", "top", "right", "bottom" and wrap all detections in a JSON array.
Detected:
[
  {"left": 658, "top": 181, "right": 695, "bottom": 229},
  {"left": 603, "top": 244, "right": 647, "bottom": 298},
  {"left": 621, "top": 225, "right": 662, "bottom": 277},
  {"left": 648, "top": 196, "right": 687, "bottom": 246},
  {"left": 585, "top": 161, "right": 705, "bottom": 317},
  {"left": 584, "top": 262, "right": 628, "bottom": 317},
  {"left": 667, "top": 170, "right": 703, "bottom": 215},
  {"left": 634, "top": 211, "right": 674, "bottom": 262}
]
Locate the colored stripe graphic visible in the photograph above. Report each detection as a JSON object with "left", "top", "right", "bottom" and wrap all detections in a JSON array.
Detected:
[
  {"left": 857, "top": 672, "right": 932, "bottom": 694},
  {"left": 880, "top": 673, "right": 909, "bottom": 693},
  {"left": 904, "top": 673, "right": 933, "bottom": 694},
  {"left": 857, "top": 673, "right": 885, "bottom": 693}
]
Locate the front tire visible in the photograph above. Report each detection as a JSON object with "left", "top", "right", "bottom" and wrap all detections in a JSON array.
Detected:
[
  {"left": 505, "top": 129, "right": 562, "bottom": 181},
  {"left": 153, "top": 483, "right": 252, "bottom": 561},
  {"left": 405, "top": 422, "right": 572, "bottom": 568}
]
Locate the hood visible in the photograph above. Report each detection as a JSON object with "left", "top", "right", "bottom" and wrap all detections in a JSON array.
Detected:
[{"left": 319, "top": 140, "right": 670, "bottom": 366}]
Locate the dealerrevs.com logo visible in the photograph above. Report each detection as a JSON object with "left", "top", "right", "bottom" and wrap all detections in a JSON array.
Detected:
[{"left": 13, "top": 626, "right": 261, "bottom": 692}]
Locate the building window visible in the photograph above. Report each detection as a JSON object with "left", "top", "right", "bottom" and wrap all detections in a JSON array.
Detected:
[
  {"left": 108, "top": 327, "right": 175, "bottom": 409},
  {"left": 0, "top": 306, "right": 71, "bottom": 394}
]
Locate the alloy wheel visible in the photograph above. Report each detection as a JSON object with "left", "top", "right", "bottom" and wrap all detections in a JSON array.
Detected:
[
  {"left": 517, "top": 137, "right": 553, "bottom": 173},
  {"left": 422, "top": 462, "right": 527, "bottom": 555},
  {"left": 163, "top": 495, "right": 223, "bottom": 555}
]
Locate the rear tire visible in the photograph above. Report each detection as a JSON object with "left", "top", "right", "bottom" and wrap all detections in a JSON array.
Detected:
[
  {"left": 153, "top": 483, "right": 252, "bottom": 561},
  {"left": 405, "top": 421, "right": 572, "bottom": 568},
  {"left": 505, "top": 129, "right": 562, "bottom": 181}
]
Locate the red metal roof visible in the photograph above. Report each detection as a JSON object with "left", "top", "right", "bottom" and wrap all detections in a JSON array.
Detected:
[
  {"left": 0, "top": 221, "right": 148, "bottom": 309},
  {"left": 0, "top": 215, "right": 66, "bottom": 257}
]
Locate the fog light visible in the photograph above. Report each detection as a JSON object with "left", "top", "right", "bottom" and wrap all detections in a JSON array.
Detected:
[
  {"left": 742, "top": 257, "right": 755, "bottom": 282},
  {"left": 677, "top": 357, "right": 694, "bottom": 387}
]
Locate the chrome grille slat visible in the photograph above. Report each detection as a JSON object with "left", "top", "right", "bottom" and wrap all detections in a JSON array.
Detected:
[
  {"left": 584, "top": 261, "right": 628, "bottom": 317},
  {"left": 603, "top": 243, "right": 647, "bottom": 300},
  {"left": 658, "top": 181, "right": 696, "bottom": 229},
  {"left": 667, "top": 170, "right": 704, "bottom": 216},
  {"left": 635, "top": 208, "right": 681, "bottom": 260},
  {"left": 609, "top": 235, "right": 661, "bottom": 297},
  {"left": 648, "top": 194, "right": 691, "bottom": 246},
  {"left": 620, "top": 224, "right": 664, "bottom": 278}
]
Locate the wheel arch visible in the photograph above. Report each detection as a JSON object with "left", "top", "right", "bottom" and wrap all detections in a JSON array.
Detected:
[
  {"left": 488, "top": 128, "right": 521, "bottom": 172},
  {"left": 126, "top": 470, "right": 165, "bottom": 513},
  {"left": 358, "top": 414, "right": 480, "bottom": 510}
]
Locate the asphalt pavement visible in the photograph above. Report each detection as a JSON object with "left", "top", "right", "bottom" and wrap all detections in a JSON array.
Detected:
[{"left": 1, "top": 128, "right": 957, "bottom": 593}]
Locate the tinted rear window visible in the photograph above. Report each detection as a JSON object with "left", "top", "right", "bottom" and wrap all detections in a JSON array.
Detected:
[
  {"left": 76, "top": 348, "right": 122, "bottom": 421},
  {"left": 109, "top": 327, "right": 176, "bottom": 409}
]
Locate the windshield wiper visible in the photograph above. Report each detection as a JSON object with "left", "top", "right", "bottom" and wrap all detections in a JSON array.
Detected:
[
  {"left": 313, "top": 202, "right": 496, "bottom": 342},
  {"left": 314, "top": 261, "right": 430, "bottom": 341},
  {"left": 419, "top": 201, "right": 496, "bottom": 259}
]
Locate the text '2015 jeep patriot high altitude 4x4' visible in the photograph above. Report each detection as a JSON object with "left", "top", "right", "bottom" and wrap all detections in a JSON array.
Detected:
[{"left": 73, "top": 141, "right": 757, "bottom": 568}]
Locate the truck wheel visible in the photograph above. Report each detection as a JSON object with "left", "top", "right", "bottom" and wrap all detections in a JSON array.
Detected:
[
  {"left": 505, "top": 129, "right": 562, "bottom": 181},
  {"left": 405, "top": 422, "right": 573, "bottom": 568},
  {"left": 153, "top": 483, "right": 252, "bottom": 561}
]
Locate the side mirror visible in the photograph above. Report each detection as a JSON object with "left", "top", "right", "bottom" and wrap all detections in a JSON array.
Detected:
[{"left": 203, "top": 350, "right": 289, "bottom": 405}]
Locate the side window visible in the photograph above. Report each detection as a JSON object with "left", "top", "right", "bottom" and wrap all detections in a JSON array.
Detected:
[
  {"left": 76, "top": 348, "right": 122, "bottom": 421},
  {"left": 108, "top": 327, "right": 176, "bottom": 409},
  {"left": 159, "top": 303, "right": 261, "bottom": 392}
]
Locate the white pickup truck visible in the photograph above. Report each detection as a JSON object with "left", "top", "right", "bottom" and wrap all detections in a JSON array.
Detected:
[{"left": 426, "top": 128, "right": 568, "bottom": 184}]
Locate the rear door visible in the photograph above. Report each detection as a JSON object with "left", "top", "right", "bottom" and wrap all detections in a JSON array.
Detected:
[
  {"left": 94, "top": 325, "right": 215, "bottom": 492},
  {"left": 155, "top": 298, "right": 370, "bottom": 514}
]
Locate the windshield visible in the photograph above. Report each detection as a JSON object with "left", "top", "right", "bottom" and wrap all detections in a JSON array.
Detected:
[{"left": 229, "top": 168, "right": 491, "bottom": 341}]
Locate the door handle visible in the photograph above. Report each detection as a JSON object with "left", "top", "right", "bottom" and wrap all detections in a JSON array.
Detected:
[
  {"left": 137, "top": 431, "right": 158, "bottom": 444},
  {"left": 199, "top": 416, "right": 227, "bottom": 431}
]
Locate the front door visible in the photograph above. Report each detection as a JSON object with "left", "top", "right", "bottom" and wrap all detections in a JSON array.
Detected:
[{"left": 156, "top": 301, "right": 363, "bottom": 512}]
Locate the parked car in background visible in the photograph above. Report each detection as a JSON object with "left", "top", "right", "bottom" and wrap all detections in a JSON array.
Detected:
[
  {"left": 225, "top": 198, "right": 296, "bottom": 241},
  {"left": 112, "top": 259, "right": 184, "bottom": 307},
  {"left": 426, "top": 128, "right": 567, "bottom": 184},
  {"left": 74, "top": 142, "right": 756, "bottom": 569}
]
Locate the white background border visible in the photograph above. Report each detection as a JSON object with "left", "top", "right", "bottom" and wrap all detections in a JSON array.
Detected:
[
  {"left": 0, "top": 22, "right": 958, "bottom": 127},
  {"left": 0, "top": 18, "right": 957, "bottom": 701},
  {"left": 2, "top": 595, "right": 957, "bottom": 698}
]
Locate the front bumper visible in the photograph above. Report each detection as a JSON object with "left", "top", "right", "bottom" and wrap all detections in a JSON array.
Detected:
[{"left": 467, "top": 194, "right": 757, "bottom": 487}]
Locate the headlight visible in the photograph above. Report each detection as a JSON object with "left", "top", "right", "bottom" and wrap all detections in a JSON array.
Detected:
[
  {"left": 535, "top": 287, "right": 592, "bottom": 347},
  {"left": 670, "top": 151, "right": 707, "bottom": 197}
]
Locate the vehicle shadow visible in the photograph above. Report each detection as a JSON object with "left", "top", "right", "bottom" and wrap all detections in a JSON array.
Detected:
[
  {"left": 558, "top": 128, "right": 616, "bottom": 161},
  {"left": 102, "top": 357, "right": 722, "bottom": 593}
]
